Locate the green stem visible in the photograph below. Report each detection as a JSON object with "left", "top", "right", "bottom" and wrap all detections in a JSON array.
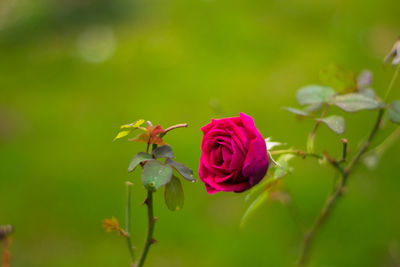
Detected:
[
  {"left": 137, "top": 144, "right": 158, "bottom": 267},
  {"left": 384, "top": 63, "right": 400, "bottom": 101},
  {"left": 297, "top": 171, "right": 348, "bottom": 266},
  {"left": 297, "top": 108, "right": 385, "bottom": 266},
  {"left": 345, "top": 109, "right": 384, "bottom": 175},
  {"left": 365, "top": 126, "right": 400, "bottom": 158},
  {"left": 125, "top": 182, "right": 135, "bottom": 264},
  {"left": 269, "top": 149, "right": 323, "bottom": 160},
  {"left": 137, "top": 190, "right": 156, "bottom": 267}
]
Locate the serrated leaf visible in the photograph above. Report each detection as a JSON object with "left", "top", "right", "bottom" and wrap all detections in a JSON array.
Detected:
[
  {"left": 283, "top": 107, "right": 310, "bottom": 116},
  {"left": 320, "top": 64, "right": 357, "bottom": 93},
  {"left": 388, "top": 100, "right": 400, "bottom": 124},
  {"left": 330, "top": 93, "right": 381, "bottom": 112},
  {"left": 240, "top": 191, "right": 268, "bottom": 227},
  {"left": 142, "top": 160, "right": 173, "bottom": 191},
  {"left": 165, "top": 158, "right": 195, "bottom": 182},
  {"left": 113, "top": 130, "right": 131, "bottom": 141},
  {"left": 152, "top": 145, "right": 175, "bottom": 159},
  {"left": 113, "top": 119, "right": 145, "bottom": 141},
  {"left": 121, "top": 119, "right": 145, "bottom": 129},
  {"left": 128, "top": 152, "right": 153, "bottom": 172},
  {"left": 318, "top": 115, "right": 346, "bottom": 134},
  {"left": 164, "top": 176, "right": 184, "bottom": 211},
  {"left": 296, "top": 85, "right": 336, "bottom": 105}
]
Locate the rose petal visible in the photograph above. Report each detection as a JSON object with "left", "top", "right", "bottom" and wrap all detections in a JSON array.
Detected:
[{"left": 242, "top": 133, "right": 269, "bottom": 186}]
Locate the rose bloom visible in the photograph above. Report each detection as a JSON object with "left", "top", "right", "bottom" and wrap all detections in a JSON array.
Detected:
[{"left": 199, "top": 113, "right": 269, "bottom": 194}]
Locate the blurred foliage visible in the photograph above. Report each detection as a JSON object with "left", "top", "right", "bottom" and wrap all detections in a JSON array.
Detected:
[{"left": 1, "top": 0, "right": 400, "bottom": 266}]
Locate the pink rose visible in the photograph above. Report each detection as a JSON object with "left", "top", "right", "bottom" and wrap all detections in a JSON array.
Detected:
[{"left": 199, "top": 113, "right": 269, "bottom": 194}]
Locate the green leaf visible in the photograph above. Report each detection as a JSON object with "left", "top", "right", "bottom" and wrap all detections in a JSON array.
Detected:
[
  {"left": 283, "top": 107, "right": 310, "bottom": 116},
  {"left": 245, "top": 177, "right": 271, "bottom": 202},
  {"left": 141, "top": 160, "right": 173, "bottom": 191},
  {"left": 304, "top": 103, "right": 323, "bottom": 112},
  {"left": 330, "top": 93, "right": 381, "bottom": 112},
  {"left": 362, "top": 153, "right": 380, "bottom": 170},
  {"left": 113, "top": 119, "right": 145, "bottom": 141},
  {"left": 152, "top": 145, "right": 175, "bottom": 159},
  {"left": 296, "top": 85, "right": 336, "bottom": 105},
  {"left": 113, "top": 130, "right": 131, "bottom": 141},
  {"left": 165, "top": 158, "right": 195, "bottom": 182},
  {"left": 319, "top": 64, "right": 357, "bottom": 93},
  {"left": 128, "top": 152, "right": 153, "bottom": 172},
  {"left": 240, "top": 191, "right": 268, "bottom": 227},
  {"left": 274, "top": 154, "right": 294, "bottom": 179},
  {"left": 164, "top": 176, "right": 184, "bottom": 211},
  {"left": 388, "top": 100, "right": 400, "bottom": 124},
  {"left": 318, "top": 115, "right": 346, "bottom": 134},
  {"left": 121, "top": 119, "right": 145, "bottom": 129},
  {"left": 359, "top": 88, "right": 376, "bottom": 99}
]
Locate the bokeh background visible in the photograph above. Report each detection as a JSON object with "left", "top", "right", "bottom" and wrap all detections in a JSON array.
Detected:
[{"left": 1, "top": 0, "right": 400, "bottom": 266}]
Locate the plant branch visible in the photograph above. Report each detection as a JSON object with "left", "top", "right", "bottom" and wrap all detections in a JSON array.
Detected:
[
  {"left": 269, "top": 149, "right": 323, "bottom": 160},
  {"left": 136, "top": 190, "right": 156, "bottom": 267},
  {"left": 364, "top": 126, "right": 400, "bottom": 158},
  {"left": 297, "top": 108, "right": 385, "bottom": 266},
  {"left": 161, "top": 123, "right": 188, "bottom": 137},
  {"left": 297, "top": 171, "right": 348, "bottom": 266},
  {"left": 125, "top": 182, "right": 135, "bottom": 265},
  {"left": 137, "top": 144, "right": 158, "bottom": 267},
  {"left": 345, "top": 109, "right": 384, "bottom": 175}
]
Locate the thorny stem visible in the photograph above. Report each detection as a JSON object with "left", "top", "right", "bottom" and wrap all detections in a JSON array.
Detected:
[
  {"left": 297, "top": 108, "right": 385, "bottom": 266},
  {"left": 125, "top": 182, "right": 135, "bottom": 265},
  {"left": 297, "top": 60, "right": 400, "bottom": 266},
  {"left": 137, "top": 144, "right": 158, "bottom": 267},
  {"left": 137, "top": 190, "right": 156, "bottom": 267},
  {"left": 345, "top": 109, "right": 385, "bottom": 175}
]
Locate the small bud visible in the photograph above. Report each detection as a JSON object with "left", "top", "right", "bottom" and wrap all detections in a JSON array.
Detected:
[
  {"left": 150, "top": 238, "right": 158, "bottom": 244},
  {"left": 384, "top": 37, "right": 400, "bottom": 65},
  {"left": 341, "top": 138, "right": 348, "bottom": 144},
  {"left": 152, "top": 217, "right": 158, "bottom": 223},
  {"left": 0, "top": 225, "right": 13, "bottom": 240},
  {"left": 126, "top": 181, "right": 133, "bottom": 187}
]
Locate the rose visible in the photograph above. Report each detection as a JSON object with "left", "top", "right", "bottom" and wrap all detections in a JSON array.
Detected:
[{"left": 199, "top": 113, "right": 269, "bottom": 194}]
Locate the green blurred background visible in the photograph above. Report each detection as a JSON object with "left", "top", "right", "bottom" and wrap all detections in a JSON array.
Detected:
[{"left": 1, "top": 0, "right": 400, "bottom": 266}]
